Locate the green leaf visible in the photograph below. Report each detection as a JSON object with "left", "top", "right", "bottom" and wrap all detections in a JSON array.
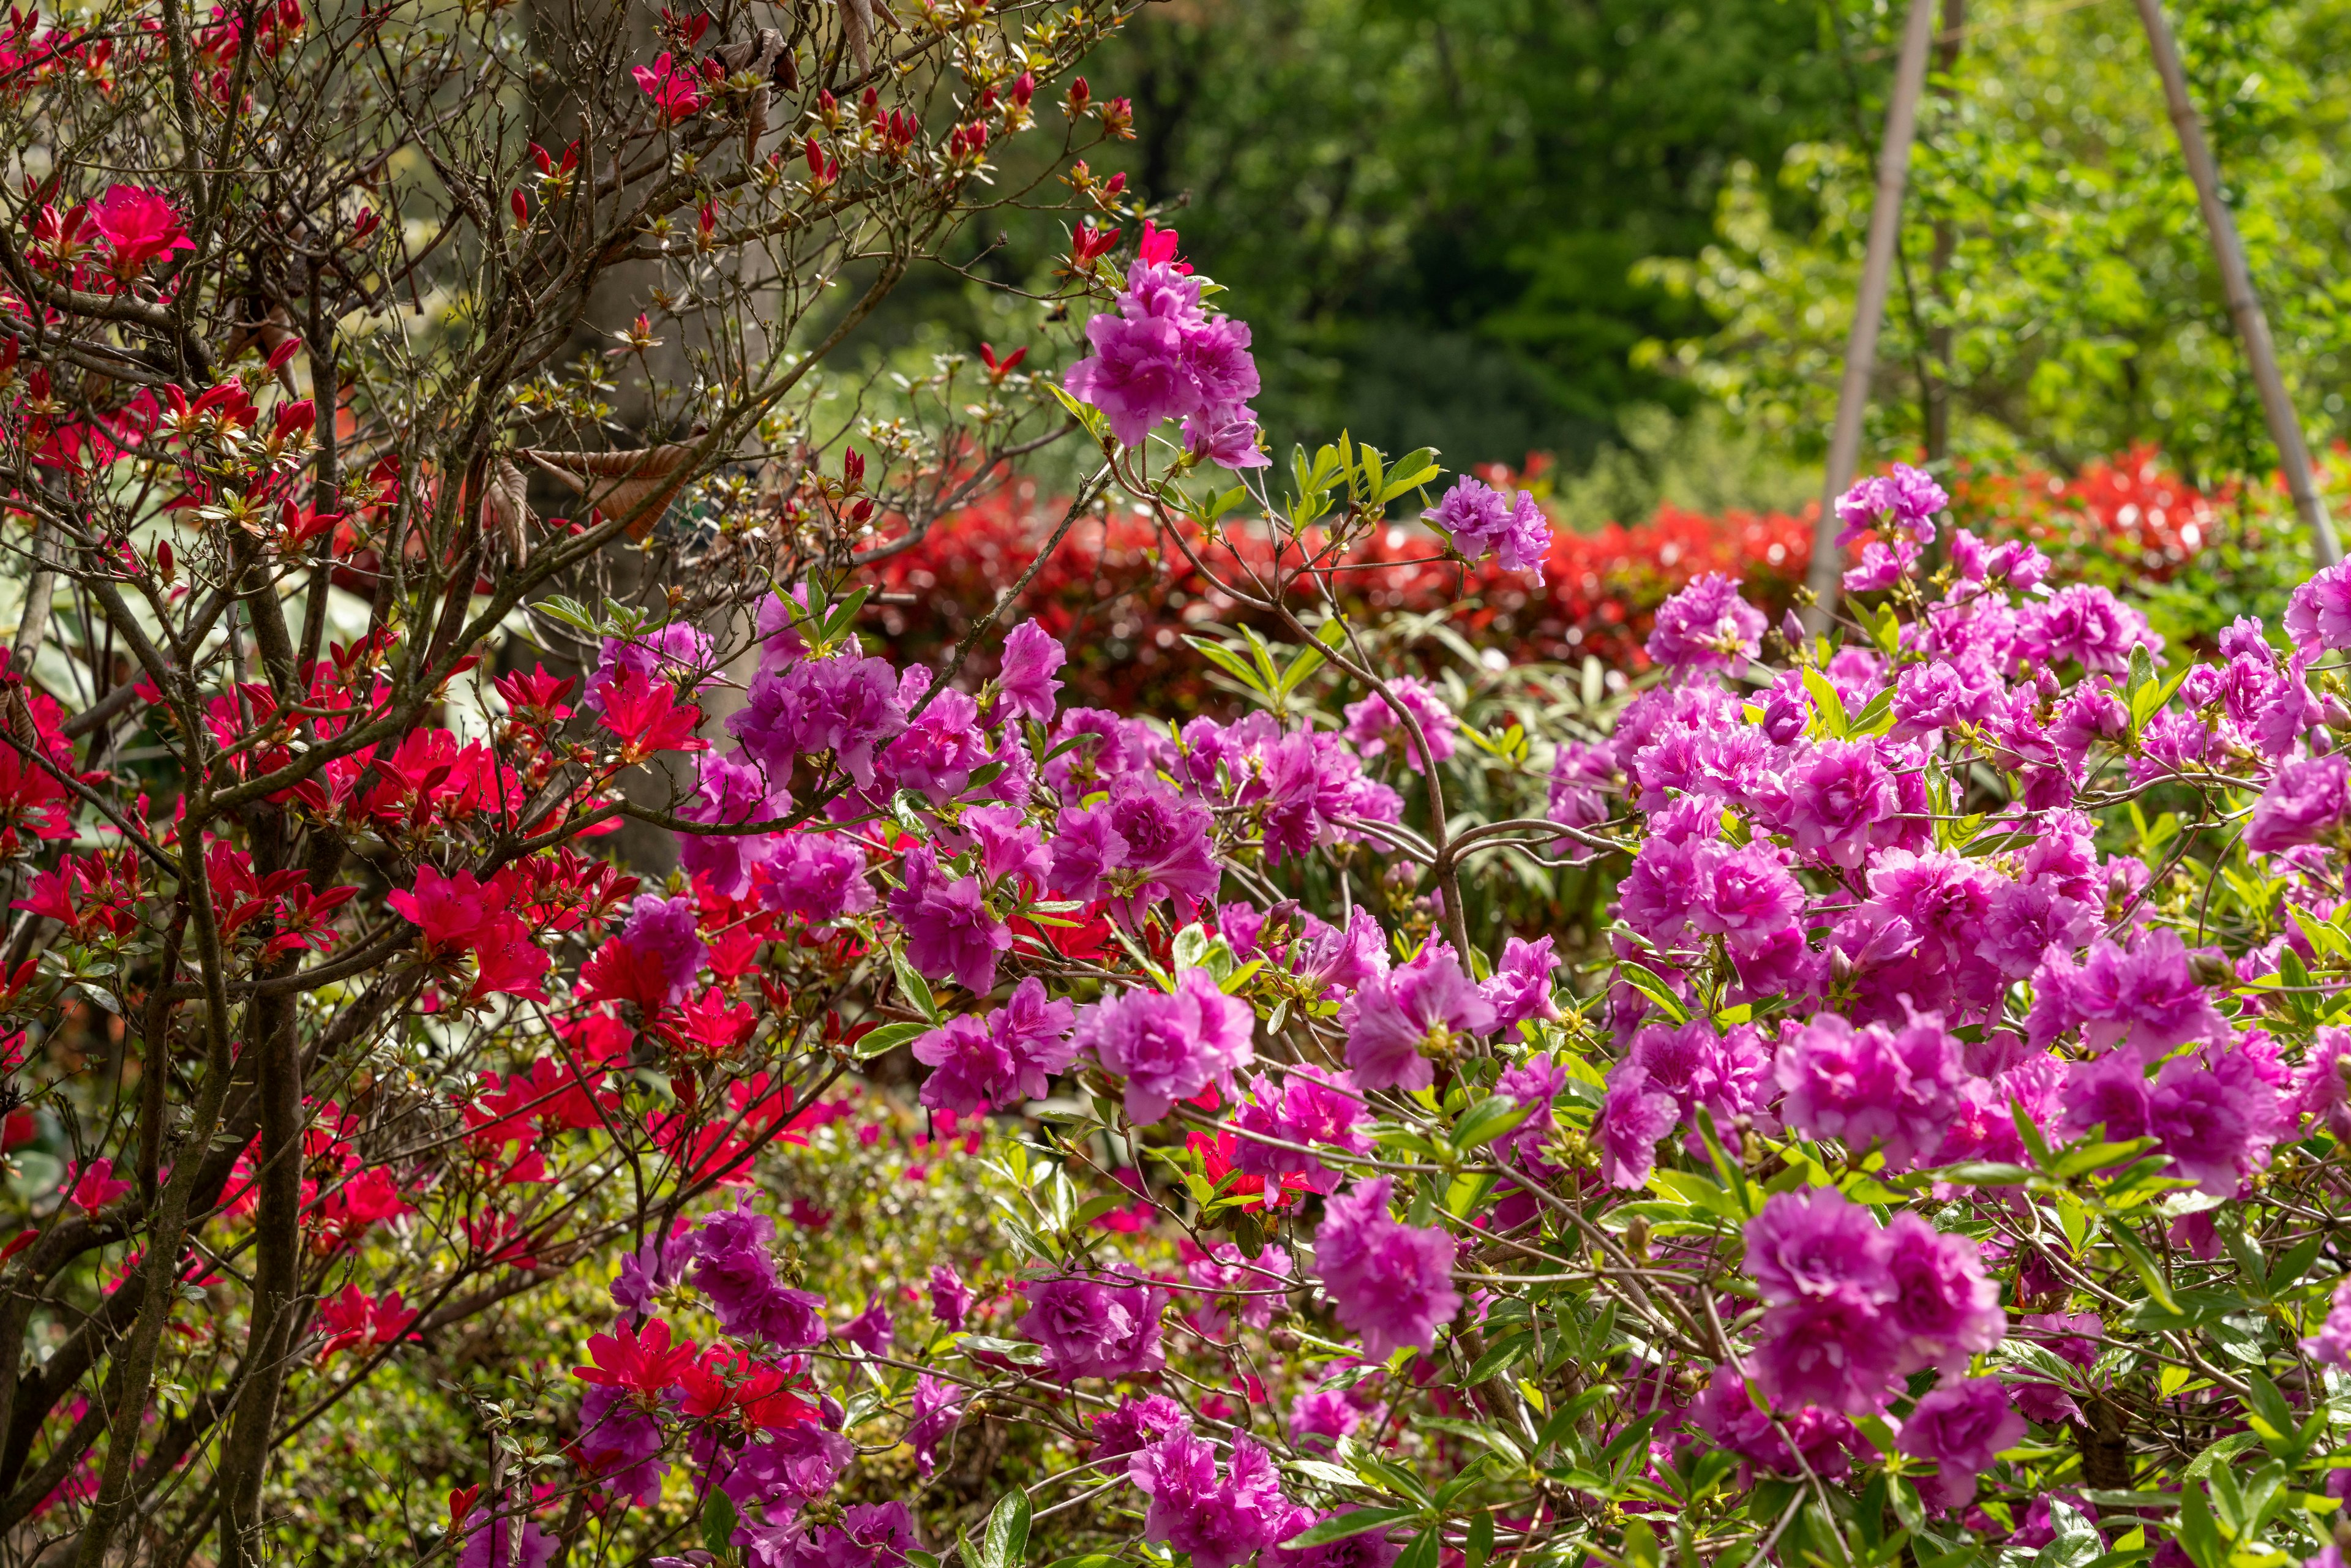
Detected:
[
  {"left": 1800, "top": 667, "right": 1850, "bottom": 738},
  {"left": 981, "top": 1488, "right": 1032, "bottom": 1568},
  {"left": 854, "top": 1020, "right": 929, "bottom": 1059},
  {"left": 1450, "top": 1095, "right": 1534, "bottom": 1153},
  {"left": 1281, "top": 1509, "right": 1421, "bottom": 1548},
  {"left": 890, "top": 948, "right": 940, "bottom": 1022},
  {"left": 1614, "top": 961, "right": 1689, "bottom": 1025},
  {"left": 1466, "top": 1511, "right": 1494, "bottom": 1568},
  {"left": 703, "top": 1488, "right": 741, "bottom": 1560},
  {"left": 1047, "top": 380, "right": 1109, "bottom": 440},
  {"left": 1393, "top": 1527, "right": 1440, "bottom": 1568}
]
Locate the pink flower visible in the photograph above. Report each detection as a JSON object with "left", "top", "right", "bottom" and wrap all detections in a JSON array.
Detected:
[
  {"left": 631, "top": 52, "right": 704, "bottom": 121},
  {"left": 1130, "top": 1432, "right": 1294, "bottom": 1568},
  {"left": 1341, "top": 942, "right": 1496, "bottom": 1092},
  {"left": 1018, "top": 1274, "right": 1166, "bottom": 1380},
  {"left": 1901, "top": 1378, "right": 2024, "bottom": 1511},
  {"left": 887, "top": 847, "right": 1011, "bottom": 997},
  {"left": 2287, "top": 560, "right": 2351, "bottom": 653},
  {"left": 66, "top": 1158, "right": 131, "bottom": 1211},
  {"left": 1073, "top": 967, "right": 1254, "bottom": 1123},
  {"left": 1595, "top": 1061, "right": 1678, "bottom": 1189},
  {"left": 1311, "top": 1176, "right": 1460, "bottom": 1360},
  {"left": 1645, "top": 573, "right": 1764, "bottom": 672},
  {"left": 1772, "top": 1010, "right": 1963, "bottom": 1172},
  {"left": 995, "top": 620, "right": 1067, "bottom": 725},
  {"left": 89, "top": 186, "right": 193, "bottom": 276}
]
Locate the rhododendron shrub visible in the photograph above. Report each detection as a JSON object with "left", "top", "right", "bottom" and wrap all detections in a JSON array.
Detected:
[{"left": 8, "top": 9, "right": 2351, "bottom": 1568}]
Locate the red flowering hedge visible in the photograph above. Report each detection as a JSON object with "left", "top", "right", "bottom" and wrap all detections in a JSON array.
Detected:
[{"left": 857, "top": 449, "right": 2229, "bottom": 710}]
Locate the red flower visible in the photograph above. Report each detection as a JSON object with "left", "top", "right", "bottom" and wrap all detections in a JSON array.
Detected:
[
  {"left": 573, "top": 1317, "right": 696, "bottom": 1399},
  {"left": 631, "top": 52, "right": 703, "bottom": 122},
  {"left": 88, "top": 184, "right": 192, "bottom": 276},
  {"left": 66, "top": 1158, "right": 131, "bottom": 1212},
  {"left": 598, "top": 666, "right": 708, "bottom": 760}
]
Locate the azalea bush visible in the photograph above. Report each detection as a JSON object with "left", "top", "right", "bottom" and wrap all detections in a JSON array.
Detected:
[{"left": 10, "top": 6, "right": 2351, "bottom": 1568}]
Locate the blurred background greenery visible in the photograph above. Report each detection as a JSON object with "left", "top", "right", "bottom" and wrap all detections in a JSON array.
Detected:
[{"left": 868, "top": 0, "right": 2351, "bottom": 523}]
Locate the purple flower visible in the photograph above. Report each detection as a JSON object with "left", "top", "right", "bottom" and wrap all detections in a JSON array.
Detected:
[
  {"left": 1186, "top": 1242, "right": 1292, "bottom": 1335},
  {"left": 691, "top": 1201, "right": 827, "bottom": 1348},
  {"left": 1835, "top": 464, "right": 1946, "bottom": 547},
  {"left": 881, "top": 686, "right": 993, "bottom": 804},
  {"left": 996, "top": 620, "right": 1067, "bottom": 725},
  {"left": 1772, "top": 1010, "right": 1963, "bottom": 1172},
  {"left": 1782, "top": 740, "right": 1900, "bottom": 871},
  {"left": 1748, "top": 1291, "right": 1905, "bottom": 1414},
  {"left": 913, "top": 980, "right": 1077, "bottom": 1114},
  {"left": 1130, "top": 1432, "right": 1294, "bottom": 1568},
  {"left": 456, "top": 1508, "right": 558, "bottom": 1568},
  {"left": 1053, "top": 775, "right": 1221, "bottom": 926},
  {"left": 718, "top": 1424, "right": 855, "bottom": 1515},
  {"left": 1424, "top": 477, "right": 1553, "bottom": 581},
  {"left": 1019, "top": 1274, "right": 1166, "bottom": 1380},
  {"left": 904, "top": 1373, "right": 963, "bottom": 1478},
  {"left": 2303, "top": 1279, "right": 2351, "bottom": 1367},
  {"left": 1266, "top": 1521, "right": 1403, "bottom": 1568},
  {"left": 1689, "top": 1366, "right": 1862, "bottom": 1481},
  {"left": 2247, "top": 752, "right": 2350, "bottom": 853},
  {"left": 1976, "top": 877, "right": 2096, "bottom": 980},
  {"left": 1689, "top": 842, "right": 1804, "bottom": 943},
  {"left": 2287, "top": 561, "right": 2351, "bottom": 653},
  {"left": 911, "top": 1016, "right": 1013, "bottom": 1116},
  {"left": 1312, "top": 1176, "right": 1460, "bottom": 1360},
  {"left": 1287, "top": 1387, "right": 1363, "bottom": 1450},
  {"left": 754, "top": 831, "right": 875, "bottom": 925},
  {"left": 2026, "top": 928, "right": 2226, "bottom": 1059},
  {"left": 2021, "top": 585, "right": 2161, "bottom": 675},
  {"left": 1341, "top": 942, "right": 1497, "bottom": 1092},
  {"left": 1482, "top": 936, "right": 1561, "bottom": 1028},
  {"left": 1185, "top": 410, "right": 1270, "bottom": 470},
  {"left": 1645, "top": 574, "right": 1764, "bottom": 672},
  {"left": 1341, "top": 678, "right": 1458, "bottom": 773},
  {"left": 676, "top": 754, "right": 786, "bottom": 896},
  {"left": 730, "top": 655, "right": 908, "bottom": 787},
  {"left": 1232, "top": 1065, "right": 1371, "bottom": 1193},
  {"left": 1090, "top": 1393, "right": 1192, "bottom": 1462},
  {"left": 1745, "top": 1188, "right": 1892, "bottom": 1308},
  {"left": 1065, "top": 238, "right": 1264, "bottom": 451},
  {"left": 2057, "top": 1054, "right": 2153, "bottom": 1144},
  {"left": 612, "top": 1220, "right": 693, "bottom": 1313},
  {"left": 1881, "top": 1212, "right": 2005, "bottom": 1375},
  {"left": 2150, "top": 1047, "right": 2276, "bottom": 1195},
  {"left": 577, "top": 1383, "right": 667, "bottom": 1505},
  {"left": 1596, "top": 1060, "right": 1679, "bottom": 1188},
  {"left": 928, "top": 1265, "right": 973, "bottom": 1333},
  {"left": 618, "top": 893, "right": 707, "bottom": 1005},
  {"left": 836, "top": 1294, "right": 893, "bottom": 1357},
  {"left": 887, "top": 847, "right": 1011, "bottom": 997},
  {"left": 1074, "top": 967, "right": 1254, "bottom": 1122},
  {"left": 962, "top": 806, "right": 1050, "bottom": 887},
  {"left": 1901, "top": 1378, "right": 2024, "bottom": 1511},
  {"left": 738, "top": 1501, "right": 917, "bottom": 1568}
]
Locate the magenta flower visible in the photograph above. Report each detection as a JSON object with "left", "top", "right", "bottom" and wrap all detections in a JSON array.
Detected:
[
  {"left": 1341, "top": 677, "right": 1459, "bottom": 773},
  {"left": 1073, "top": 967, "right": 1254, "bottom": 1122},
  {"left": 1312, "top": 1176, "right": 1460, "bottom": 1359},
  {"left": 1744, "top": 1188, "right": 1892, "bottom": 1307},
  {"left": 576, "top": 1384, "right": 668, "bottom": 1504},
  {"left": 2026, "top": 927, "right": 2225, "bottom": 1059},
  {"left": 1482, "top": 935, "right": 1562, "bottom": 1028},
  {"left": 455, "top": 1509, "right": 557, "bottom": 1568},
  {"left": 1596, "top": 1060, "right": 1679, "bottom": 1189},
  {"left": 1781, "top": 740, "right": 1900, "bottom": 871},
  {"left": 882, "top": 686, "right": 994, "bottom": 804},
  {"left": 835, "top": 1294, "right": 893, "bottom": 1357},
  {"left": 1232, "top": 1065, "right": 1370, "bottom": 1192},
  {"left": 1090, "top": 1392, "right": 1193, "bottom": 1461},
  {"left": 2287, "top": 561, "right": 2351, "bottom": 653},
  {"left": 1901, "top": 1378, "right": 2024, "bottom": 1511},
  {"left": 996, "top": 620, "right": 1067, "bottom": 725},
  {"left": 1772, "top": 1010, "right": 1963, "bottom": 1172},
  {"left": 1881, "top": 1212, "right": 2005, "bottom": 1375},
  {"left": 2303, "top": 1279, "right": 2351, "bottom": 1367},
  {"left": 2246, "top": 752, "right": 2350, "bottom": 853},
  {"left": 1064, "top": 226, "right": 1264, "bottom": 452},
  {"left": 1286, "top": 1387, "right": 1363, "bottom": 1451},
  {"left": 753, "top": 831, "right": 875, "bottom": 925},
  {"left": 1130, "top": 1432, "right": 1294, "bottom": 1568},
  {"left": 2150, "top": 1048, "right": 2276, "bottom": 1195},
  {"left": 1644, "top": 573, "right": 1764, "bottom": 672},
  {"left": 1018, "top": 1274, "right": 1166, "bottom": 1380},
  {"left": 1423, "top": 476, "right": 1553, "bottom": 580},
  {"left": 1052, "top": 775, "right": 1221, "bottom": 926},
  {"left": 617, "top": 893, "right": 707, "bottom": 1005},
  {"left": 904, "top": 1373, "right": 964, "bottom": 1478},
  {"left": 887, "top": 847, "right": 1011, "bottom": 997},
  {"left": 928, "top": 1265, "right": 973, "bottom": 1334},
  {"left": 1185, "top": 1241, "right": 1292, "bottom": 1335},
  {"left": 675, "top": 754, "right": 785, "bottom": 897},
  {"left": 89, "top": 184, "right": 195, "bottom": 276},
  {"left": 691, "top": 1201, "right": 827, "bottom": 1349},
  {"left": 1341, "top": 942, "right": 1496, "bottom": 1092}
]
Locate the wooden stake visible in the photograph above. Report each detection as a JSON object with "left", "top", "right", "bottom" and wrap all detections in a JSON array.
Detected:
[
  {"left": 2134, "top": 0, "right": 2339, "bottom": 567},
  {"left": 1805, "top": 0, "right": 1941, "bottom": 629}
]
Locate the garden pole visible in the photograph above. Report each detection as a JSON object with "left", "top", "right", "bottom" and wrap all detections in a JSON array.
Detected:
[
  {"left": 2135, "top": 0, "right": 2341, "bottom": 568},
  {"left": 1804, "top": 0, "right": 1940, "bottom": 631}
]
